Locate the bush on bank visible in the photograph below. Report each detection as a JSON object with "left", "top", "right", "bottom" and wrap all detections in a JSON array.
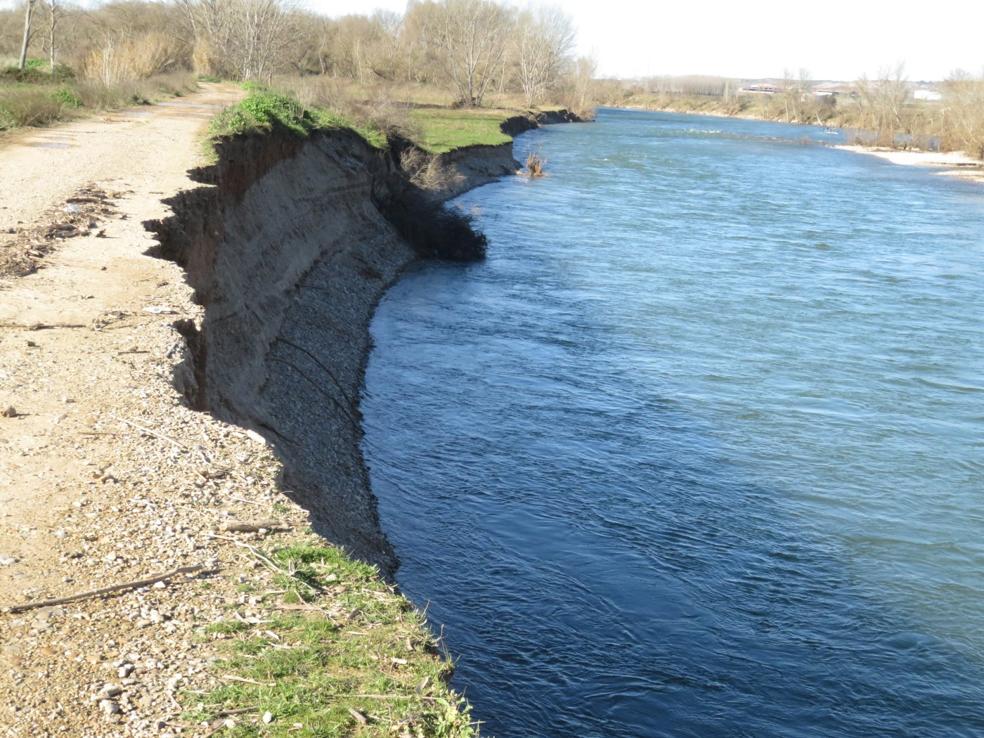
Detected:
[{"left": 207, "top": 87, "right": 388, "bottom": 149}]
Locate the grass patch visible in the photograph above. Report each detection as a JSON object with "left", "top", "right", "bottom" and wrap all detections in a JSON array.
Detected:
[
  {"left": 194, "top": 538, "right": 474, "bottom": 738},
  {"left": 409, "top": 108, "right": 513, "bottom": 153},
  {"left": 207, "top": 89, "right": 387, "bottom": 150}
]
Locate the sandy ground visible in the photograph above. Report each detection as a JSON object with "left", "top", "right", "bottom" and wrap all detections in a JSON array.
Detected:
[{"left": 836, "top": 145, "right": 984, "bottom": 183}]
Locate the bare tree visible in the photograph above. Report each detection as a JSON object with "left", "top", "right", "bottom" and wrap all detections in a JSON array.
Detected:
[
  {"left": 432, "top": 0, "right": 512, "bottom": 107},
  {"left": 568, "top": 54, "right": 596, "bottom": 115},
  {"left": 177, "top": 0, "right": 295, "bottom": 80},
  {"left": 941, "top": 70, "right": 984, "bottom": 159},
  {"left": 515, "top": 5, "right": 574, "bottom": 108},
  {"left": 854, "top": 64, "right": 910, "bottom": 147},
  {"left": 47, "top": 0, "right": 57, "bottom": 71},
  {"left": 18, "top": 0, "right": 36, "bottom": 70}
]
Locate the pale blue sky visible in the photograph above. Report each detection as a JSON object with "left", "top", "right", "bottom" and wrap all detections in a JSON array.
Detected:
[{"left": 310, "top": 0, "right": 984, "bottom": 81}]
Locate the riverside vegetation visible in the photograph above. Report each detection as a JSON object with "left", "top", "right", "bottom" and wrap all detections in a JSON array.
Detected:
[
  {"left": 0, "top": 0, "right": 597, "bottom": 141},
  {"left": 598, "top": 69, "right": 984, "bottom": 158}
]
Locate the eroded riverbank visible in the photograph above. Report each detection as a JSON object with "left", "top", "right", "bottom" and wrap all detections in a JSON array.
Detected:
[{"left": 0, "top": 96, "right": 580, "bottom": 735}]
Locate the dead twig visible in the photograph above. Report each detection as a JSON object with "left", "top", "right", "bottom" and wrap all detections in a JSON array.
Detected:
[
  {"left": 112, "top": 414, "right": 190, "bottom": 451},
  {"left": 112, "top": 414, "right": 211, "bottom": 464},
  {"left": 0, "top": 322, "right": 87, "bottom": 331},
  {"left": 1, "top": 564, "right": 213, "bottom": 614},
  {"left": 221, "top": 520, "right": 291, "bottom": 534},
  {"left": 210, "top": 533, "right": 322, "bottom": 596}
]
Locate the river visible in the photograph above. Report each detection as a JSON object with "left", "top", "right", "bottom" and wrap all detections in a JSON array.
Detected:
[{"left": 362, "top": 109, "right": 984, "bottom": 737}]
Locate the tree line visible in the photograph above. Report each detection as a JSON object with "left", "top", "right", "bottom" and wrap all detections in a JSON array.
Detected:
[{"left": 0, "top": 0, "right": 596, "bottom": 112}]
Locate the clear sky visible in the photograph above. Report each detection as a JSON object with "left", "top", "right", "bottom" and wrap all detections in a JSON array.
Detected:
[{"left": 310, "top": 0, "right": 984, "bottom": 81}]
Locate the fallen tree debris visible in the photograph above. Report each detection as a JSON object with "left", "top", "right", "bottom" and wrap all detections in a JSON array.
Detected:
[{"left": 1, "top": 564, "right": 213, "bottom": 614}]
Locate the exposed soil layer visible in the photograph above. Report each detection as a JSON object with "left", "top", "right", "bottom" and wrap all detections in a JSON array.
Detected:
[{"left": 146, "top": 125, "right": 508, "bottom": 575}]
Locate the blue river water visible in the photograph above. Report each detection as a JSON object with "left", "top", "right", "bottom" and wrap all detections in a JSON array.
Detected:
[{"left": 362, "top": 109, "right": 984, "bottom": 737}]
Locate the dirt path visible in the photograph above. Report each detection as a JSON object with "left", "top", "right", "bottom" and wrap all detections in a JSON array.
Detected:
[
  {"left": 0, "top": 86, "right": 240, "bottom": 233},
  {"left": 0, "top": 83, "right": 289, "bottom": 737},
  {"left": 0, "top": 83, "right": 241, "bottom": 600}
]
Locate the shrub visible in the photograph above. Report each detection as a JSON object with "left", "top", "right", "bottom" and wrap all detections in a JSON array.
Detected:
[
  {"left": 209, "top": 89, "right": 388, "bottom": 148},
  {"left": 209, "top": 90, "right": 312, "bottom": 138},
  {"left": 0, "top": 63, "right": 74, "bottom": 83},
  {"left": 526, "top": 151, "right": 545, "bottom": 177},
  {"left": 0, "top": 87, "right": 66, "bottom": 129},
  {"left": 277, "top": 75, "right": 406, "bottom": 147},
  {"left": 52, "top": 87, "right": 83, "bottom": 108},
  {"left": 81, "top": 32, "right": 189, "bottom": 84}
]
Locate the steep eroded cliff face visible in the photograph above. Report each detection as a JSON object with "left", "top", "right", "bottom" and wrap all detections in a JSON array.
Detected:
[
  {"left": 147, "top": 111, "right": 579, "bottom": 573},
  {"left": 147, "top": 128, "right": 514, "bottom": 574}
]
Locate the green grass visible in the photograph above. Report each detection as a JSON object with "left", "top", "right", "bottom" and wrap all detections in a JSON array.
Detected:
[
  {"left": 409, "top": 108, "right": 513, "bottom": 153},
  {"left": 193, "top": 538, "right": 474, "bottom": 738},
  {"left": 208, "top": 88, "right": 388, "bottom": 150}
]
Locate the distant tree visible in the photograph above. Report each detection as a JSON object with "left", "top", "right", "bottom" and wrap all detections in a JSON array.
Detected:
[
  {"left": 515, "top": 5, "right": 574, "bottom": 108},
  {"left": 432, "top": 0, "right": 512, "bottom": 107},
  {"left": 564, "top": 54, "right": 597, "bottom": 115},
  {"left": 854, "top": 64, "right": 910, "bottom": 146},
  {"left": 940, "top": 70, "right": 984, "bottom": 159},
  {"left": 178, "top": 0, "right": 295, "bottom": 80},
  {"left": 776, "top": 68, "right": 811, "bottom": 123}
]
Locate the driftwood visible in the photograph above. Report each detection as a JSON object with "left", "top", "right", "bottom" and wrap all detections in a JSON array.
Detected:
[
  {"left": 221, "top": 520, "right": 290, "bottom": 533},
  {"left": 1, "top": 564, "right": 211, "bottom": 614},
  {"left": 0, "top": 322, "right": 88, "bottom": 331},
  {"left": 112, "top": 414, "right": 212, "bottom": 464}
]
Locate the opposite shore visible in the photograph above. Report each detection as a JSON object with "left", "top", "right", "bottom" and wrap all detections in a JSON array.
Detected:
[{"left": 620, "top": 104, "right": 984, "bottom": 183}]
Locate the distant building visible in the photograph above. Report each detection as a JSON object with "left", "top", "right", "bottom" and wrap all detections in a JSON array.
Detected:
[
  {"left": 738, "top": 83, "right": 779, "bottom": 95},
  {"left": 812, "top": 84, "right": 856, "bottom": 99},
  {"left": 913, "top": 88, "right": 943, "bottom": 102}
]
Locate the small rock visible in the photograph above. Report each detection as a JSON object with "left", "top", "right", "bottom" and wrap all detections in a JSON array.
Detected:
[
  {"left": 97, "top": 684, "right": 123, "bottom": 700},
  {"left": 262, "top": 711, "right": 273, "bottom": 724},
  {"left": 118, "top": 663, "right": 135, "bottom": 678},
  {"left": 2, "top": 406, "right": 17, "bottom": 418},
  {"left": 98, "top": 699, "right": 120, "bottom": 716},
  {"left": 0, "top": 556, "right": 17, "bottom": 566}
]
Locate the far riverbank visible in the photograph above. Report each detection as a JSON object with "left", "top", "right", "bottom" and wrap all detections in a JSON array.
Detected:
[{"left": 618, "top": 104, "right": 984, "bottom": 184}]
